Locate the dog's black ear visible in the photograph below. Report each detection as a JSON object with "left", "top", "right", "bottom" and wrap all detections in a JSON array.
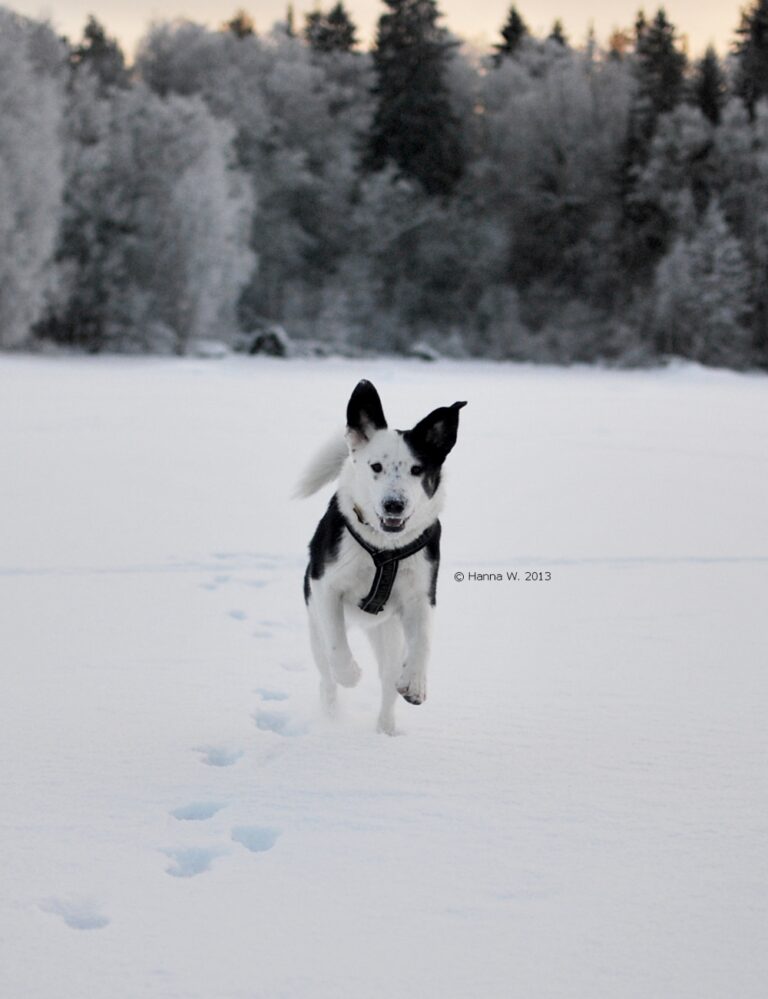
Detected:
[
  {"left": 346, "top": 380, "right": 387, "bottom": 446},
  {"left": 408, "top": 401, "right": 467, "bottom": 464}
]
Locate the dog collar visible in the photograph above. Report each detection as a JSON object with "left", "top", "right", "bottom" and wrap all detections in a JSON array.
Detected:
[{"left": 343, "top": 517, "right": 436, "bottom": 614}]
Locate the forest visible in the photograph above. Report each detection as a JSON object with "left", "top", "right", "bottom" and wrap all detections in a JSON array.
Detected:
[{"left": 3, "top": 0, "right": 768, "bottom": 369}]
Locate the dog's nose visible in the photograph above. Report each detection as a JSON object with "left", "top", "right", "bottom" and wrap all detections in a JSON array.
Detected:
[{"left": 383, "top": 498, "right": 405, "bottom": 515}]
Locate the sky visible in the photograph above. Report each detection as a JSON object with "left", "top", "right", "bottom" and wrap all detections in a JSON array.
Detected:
[{"left": 11, "top": 0, "right": 743, "bottom": 60}]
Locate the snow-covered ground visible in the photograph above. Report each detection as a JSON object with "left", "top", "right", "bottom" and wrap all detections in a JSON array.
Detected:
[{"left": 1, "top": 354, "right": 766, "bottom": 999}]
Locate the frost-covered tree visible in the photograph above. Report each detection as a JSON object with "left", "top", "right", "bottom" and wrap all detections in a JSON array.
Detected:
[
  {"left": 631, "top": 104, "right": 717, "bottom": 249},
  {"left": 46, "top": 80, "right": 254, "bottom": 352},
  {"left": 712, "top": 100, "right": 768, "bottom": 356},
  {"left": 366, "top": 0, "right": 464, "bottom": 196},
  {"left": 712, "top": 99, "right": 759, "bottom": 236},
  {"left": 479, "top": 45, "right": 634, "bottom": 306},
  {"left": 136, "top": 21, "right": 372, "bottom": 332},
  {"left": 650, "top": 202, "right": 752, "bottom": 365},
  {"left": 349, "top": 168, "right": 506, "bottom": 348},
  {"left": 0, "top": 10, "right": 64, "bottom": 348}
]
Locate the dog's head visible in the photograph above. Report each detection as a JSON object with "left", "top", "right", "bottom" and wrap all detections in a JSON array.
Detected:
[{"left": 343, "top": 380, "right": 466, "bottom": 535}]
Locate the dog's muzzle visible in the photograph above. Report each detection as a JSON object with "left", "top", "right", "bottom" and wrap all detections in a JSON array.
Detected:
[{"left": 381, "top": 497, "right": 406, "bottom": 532}]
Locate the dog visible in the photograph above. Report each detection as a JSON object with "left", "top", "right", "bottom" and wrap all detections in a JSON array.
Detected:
[{"left": 296, "top": 379, "right": 466, "bottom": 734}]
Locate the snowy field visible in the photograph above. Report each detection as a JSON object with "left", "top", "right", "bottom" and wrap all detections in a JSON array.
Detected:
[{"left": 1, "top": 354, "right": 767, "bottom": 999}]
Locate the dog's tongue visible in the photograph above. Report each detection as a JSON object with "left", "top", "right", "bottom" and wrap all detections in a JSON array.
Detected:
[{"left": 383, "top": 517, "right": 403, "bottom": 529}]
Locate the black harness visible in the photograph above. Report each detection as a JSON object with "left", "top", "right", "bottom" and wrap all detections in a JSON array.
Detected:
[{"left": 343, "top": 517, "right": 435, "bottom": 614}]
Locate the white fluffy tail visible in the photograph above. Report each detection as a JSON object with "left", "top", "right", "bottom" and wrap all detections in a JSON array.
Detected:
[{"left": 293, "top": 432, "right": 348, "bottom": 498}]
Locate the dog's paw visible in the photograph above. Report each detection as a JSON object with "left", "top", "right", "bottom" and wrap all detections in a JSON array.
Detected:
[
  {"left": 333, "top": 656, "right": 361, "bottom": 688},
  {"left": 377, "top": 713, "right": 397, "bottom": 736},
  {"left": 397, "top": 671, "right": 426, "bottom": 705},
  {"left": 320, "top": 679, "right": 338, "bottom": 717}
]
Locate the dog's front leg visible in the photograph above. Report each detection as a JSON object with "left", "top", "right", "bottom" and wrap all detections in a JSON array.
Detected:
[
  {"left": 313, "top": 589, "right": 361, "bottom": 688},
  {"left": 367, "top": 619, "right": 405, "bottom": 735},
  {"left": 397, "top": 603, "right": 433, "bottom": 705},
  {"left": 308, "top": 613, "right": 338, "bottom": 714}
]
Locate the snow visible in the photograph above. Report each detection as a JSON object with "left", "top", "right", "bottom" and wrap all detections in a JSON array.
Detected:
[{"left": 1, "top": 354, "right": 766, "bottom": 998}]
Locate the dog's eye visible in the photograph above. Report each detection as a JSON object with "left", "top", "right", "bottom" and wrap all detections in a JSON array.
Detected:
[
  {"left": 370, "top": 463, "right": 382, "bottom": 474},
  {"left": 411, "top": 465, "right": 423, "bottom": 476}
]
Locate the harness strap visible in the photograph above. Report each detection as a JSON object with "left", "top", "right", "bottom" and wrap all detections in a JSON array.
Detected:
[{"left": 343, "top": 518, "right": 434, "bottom": 614}]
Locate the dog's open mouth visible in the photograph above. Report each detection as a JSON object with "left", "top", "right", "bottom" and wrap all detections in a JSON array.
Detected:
[{"left": 379, "top": 515, "right": 407, "bottom": 533}]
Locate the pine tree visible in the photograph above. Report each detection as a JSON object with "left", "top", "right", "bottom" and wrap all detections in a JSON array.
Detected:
[
  {"left": 493, "top": 6, "right": 528, "bottom": 65},
  {"left": 222, "top": 10, "right": 256, "bottom": 38},
  {"left": 735, "top": 0, "right": 768, "bottom": 116},
  {"left": 70, "top": 15, "right": 128, "bottom": 91},
  {"left": 366, "top": 0, "right": 464, "bottom": 197},
  {"left": 635, "top": 8, "right": 687, "bottom": 120},
  {"left": 305, "top": 3, "right": 357, "bottom": 53},
  {"left": 692, "top": 46, "right": 726, "bottom": 124}
]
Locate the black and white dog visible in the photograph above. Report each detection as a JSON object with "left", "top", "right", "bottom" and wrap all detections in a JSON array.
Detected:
[{"left": 296, "top": 380, "right": 466, "bottom": 734}]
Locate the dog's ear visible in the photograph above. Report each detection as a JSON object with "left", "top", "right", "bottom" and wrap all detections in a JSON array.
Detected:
[
  {"left": 346, "top": 380, "right": 387, "bottom": 448},
  {"left": 408, "top": 401, "right": 467, "bottom": 464}
]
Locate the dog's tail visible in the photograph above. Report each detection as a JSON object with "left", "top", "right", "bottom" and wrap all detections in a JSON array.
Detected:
[{"left": 293, "top": 432, "right": 348, "bottom": 498}]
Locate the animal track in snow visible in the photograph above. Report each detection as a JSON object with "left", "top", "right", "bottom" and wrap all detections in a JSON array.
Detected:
[
  {"left": 194, "top": 745, "right": 243, "bottom": 767},
  {"left": 40, "top": 897, "right": 110, "bottom": 930},
  {"left": 164, "top": 846, "right": 225, "bottom": 878},
  {"left": 254, "top": 688, "right": 289, "bottom": 702},
  {"left": 170, "top": 801, "right": 226, "bottom": 821},
  {"left": 253, "top": 709, "right": 307, "bottom": 738},
  {"left": 231, "top": 826, "right": 280, "bottom": 853},
  {"left": 228, "top": 609, "right": 247, "bottom": 621},
  {"left": 280, "top": 659, "right": 306, "bottom": 673},
  {"left": 200, "top": 574, "right": 231, "bottom": 591}
]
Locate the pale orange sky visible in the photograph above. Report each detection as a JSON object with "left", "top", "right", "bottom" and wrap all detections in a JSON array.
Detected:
[{"left": 11, "top": 0, "right": 742, "bottom": 60}]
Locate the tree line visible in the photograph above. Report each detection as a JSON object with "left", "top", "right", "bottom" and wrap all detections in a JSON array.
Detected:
[{"left": 3, "top": 1, "right": 768, "bottom": 369}]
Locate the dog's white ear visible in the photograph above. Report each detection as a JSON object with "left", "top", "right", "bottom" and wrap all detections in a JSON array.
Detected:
[{"left": 346, "top": 380, "right": 387, "bottom": 449}]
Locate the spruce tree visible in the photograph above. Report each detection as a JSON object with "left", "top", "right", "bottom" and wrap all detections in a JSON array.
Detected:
[
  {"left": 548, "top": 19, "right": 568, "bottom": 47},
  {"left": 493, "top": 6, "right": 528, "bottom": 65},
  {"left": 692, "top": 46, "right": 726, "bottom": 124},
  {"left": 222, "top": 10, "right": 256, "bottom": 38},
  {"left": 618, "top": 11, "right": 686, "bottom": 278},
  {"left": 305, "top": 3, "right": 358, "bottom": 53},
  {"left": 635, "top": 8, "right": 687, "bottom": 120},
  {"left": 634, "top": 10, "right": 647, "bottom": 45},
  {"left": 735, "top": 0, "right": 768, "bottom": 116},
  {"left": 70, "top": 16, "right": 128, "bottom": 91},
  {"left": 366, "top": 0, "right": 464, "bottom": 197}
]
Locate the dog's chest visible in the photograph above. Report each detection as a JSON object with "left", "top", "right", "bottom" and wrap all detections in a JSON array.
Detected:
[{"left": 330, "top": 530, "right": 431, "bottom": 618}]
